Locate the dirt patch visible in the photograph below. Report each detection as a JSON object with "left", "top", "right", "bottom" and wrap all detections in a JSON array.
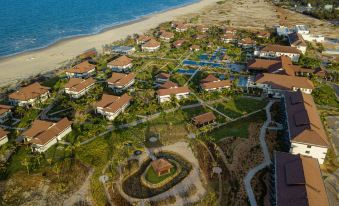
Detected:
[{"left": 0, "top": 161, "right": 89, "bottom": 206}]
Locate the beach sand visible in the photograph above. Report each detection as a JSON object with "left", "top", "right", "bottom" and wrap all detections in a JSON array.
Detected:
[{"left": 0, "top": 0, "right": 220, "bottom": 87}]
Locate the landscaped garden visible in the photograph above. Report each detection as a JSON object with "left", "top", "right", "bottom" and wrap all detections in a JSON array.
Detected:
[{"left": 145, "top": 164, "right": 177, "bottom": 184}]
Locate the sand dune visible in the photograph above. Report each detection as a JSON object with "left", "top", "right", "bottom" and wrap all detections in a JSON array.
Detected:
[{"left": 0, "top": 0, "right": 220, "bottom": 87}]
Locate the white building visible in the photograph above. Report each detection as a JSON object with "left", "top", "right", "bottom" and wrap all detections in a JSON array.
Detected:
[
  {"left": 294, "top": 25, "right": 310, "bottom": 35},
  {"left": 288, "top": 32, "right": 307, "bottom": 54},
  {"left": 156, "top": 86, "right": 191, "bottom": 103},
  {"left": 155, "top": 73, "right": 171, "bottom": 83},
  {"left": 66, "top": 61, "right": 96, "bottom": 79},
  {"left": 283, "top": 91, "right": 329, "bottom": 164},
  {"left": 0, "top": 128, "right": 9, "bottom": 146},
  {"left": 141, "top": 39, "right": 161, "bottom": 52},
  {"left": 8, "top": 83, "right": 50, "bottom": 107},
  {"left": 22, "top": 118, "right": 72, "bottom": 153},
  {"left": 64, "top": 77, "right": 96, "bottom": 99},
  {"left": 107, "top": 73, "right": 135, "bottom": 93},
  {"left": 276, "top": 26, "right": 292, "bottom": 37},
  {"left": 302, "top": 34, "right": 325, "bottom": 43},
  {"left": 200, "top": 74, "right": 232, "bottom": 91},
  {"left": 0, "top": 105, "right": 13, "bottom": 123},
  {"left": 256, "top": 44, "right": 301, "bottom": 62},
  {"left": 253, "top": 73, "right": 314, "bottom": 98},
  {"left": 95, "top": 94, "right": 132, "bottom": 121},
  {"left": 107, "top": 55, "right": 133, "bottom": 73}
]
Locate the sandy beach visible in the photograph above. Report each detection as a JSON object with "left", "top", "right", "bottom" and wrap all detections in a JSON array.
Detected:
[{"left": 0, "top": 0, "right": 220, "bottom": 87}]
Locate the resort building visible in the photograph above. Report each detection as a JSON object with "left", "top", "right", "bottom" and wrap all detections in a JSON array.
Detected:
[
  {"left": 0, "top": 105, "right": 13, "bottom": 124},
  {"left": 141, "top": 39, "right": 161, "bottom": 52},
  {"left": 77, "top": 49, "right": 97, "bottom": 60},
  {"left": 66, "top": 61, "right": 96, "bottom": 79},
  {"left": 111, "top": 46, "right": 135, "bottom": 55},
  {"left": 196, "top": 25, "right": 209, "bottom": 33},
  {"left": 159, "top": 31, "right": 174, "bottom": 42},
  {"left": 225, "top": 27, "right": 237, "bottom": 34},
  {"left": 253, "top": 73, "right": 314, "bottom": 97},
  {"left": 200, "top": 74, "right": 232, "bottom": 91},
  {"left": 8, "top": 83, "right": 50, "bottom": 107},
  {"left": 155, "top": 73, "right": 171, "bottom": 83},
  {"left": 221, "top": 33, "right": 237, "bottom": 43},
  {"left": 107, "top": 55, "right": 133, "bottom": 73},
  {"left": 282, "top": 91, "right": 329, "bottom": 164},
  {"left": 276, "top": 25, "right": 292, "bottom": 37},
  {"left": 288, "top": 32, "right": 307, "bottom": 54},
  {"left": 22, "top": 118, "right": 72, "bottom": 153},
  {"left": 271, "top": 151, "right": 329, "bottom": 205},
  {"left": 255, "top": 44, "right": 301, "bottom": 62},
  {"left": 107, "top": 72, "right": 135, "bottom": 93},
  {"left": 136, "top": 35, "right": 152, "bottom": 45},
  {"left": 0, "top": 128, "right": 9, "bottom": 146},
  {"left": 95, "top": 94, "right": 132, "bottom": 121},
  {"left": 239, "top": 38, "right": 256, "bottom": 49},
  {"left": 190, "top": 45, "right": 200, "bottom": 52},
  {"left": 64, "top": 77, "right": 96, "bottom": 99},
  {"left": 173, "top": 39, "right": 185, "bottom": 48},
  {"left": 159, "top": 81, "right": 178, "bottom": 89},
  {"left": 294, "top": 24, "right": 310, "bottom": 35},
  {"left": 192, "top": 112, "right": 216, "bottom": 127},
  {"left": 151, "top": 158, "right": 174, "bottom": 176},
  {"left": 175, "top": 23, "right": 188, "bottom": 33},
  {"left": 256, "top": 30, "right": 271, "bottom": 39},
  {"left": 156, "top": 86, "right": 191, "bottom": 103}
]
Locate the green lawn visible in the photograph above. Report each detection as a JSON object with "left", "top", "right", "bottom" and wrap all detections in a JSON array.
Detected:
[
  {"left": 213, "top": 97, "right": 267, "bottom": 119},
  {"left": 312, "top": 85, "right": 339, "bottom": 108},
  {"left": 209, "top": 111, "right": 266, "bottom": 140},
  {"left": 145, "top": 165, "right": 177, "bottom": 184}
]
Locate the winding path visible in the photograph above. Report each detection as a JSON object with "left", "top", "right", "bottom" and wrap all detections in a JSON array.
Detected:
[{"left": 244, "top": 100, "right": 274, "bottom": 206}]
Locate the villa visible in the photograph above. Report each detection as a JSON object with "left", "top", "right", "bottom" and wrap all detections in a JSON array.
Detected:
[
  {"left": 175, "top": 23, "right": 188, "bottom": 33},
  {"left": 247, "top": 56, "right": 296, "bottom": 76},
  {"left": 156, "top": 86, "right": 191, "bottom": 103},
  {"left": 155, "top": 73, "right": 171, "bottom": 83},
  {"left": 253, "top": 73, "right": 314, "bottom": 97},
  {"left": 159, "top": 81, "right": 178, "bottom": 89},
  {"left": 78, "top": 49, "right": 97, "bottom": 60},
  {"left": 64, "top": 77, "right": 96, "bottom": 99},
  {"left": 190, "top": 45, "right": 200, "bottom": 52},
  {"left": 173, "top": 39, "right": 185, "bottom": 48},
  {"left": 221, "top": 33, "right": 237, "bottom": 43},
  {"left": 192, "top": 112, "right": 216, "bottom": 127},
  {"left": 200, "top": 74, "right": 232, "bottom": 91},
  {"left": 151, "top": 158, "right": 174, "bottom": 176},
  {"left": 282, "top": 91, "right": 329, "bottom": 164},
  {"left": 0, "top": 128, "right": 9, "bottom": 146},
  {"left": 95, "top": 93, "right": 132, "bottom": 121},
  {"left": 160, "top": 31, "right": 174, "bottom": 42},
  {"left": 141, "top": 39, "right": 161, "bottom": 52},
  {"left": 255, "top": 44, "right": 301, "bottom": 62},
  {"left": 111, "top": 46, "right": 136, "bottom": 55},
  {"left": 196, "top": 25, "right": 209, "bottom": 33},
  {"left": 239, "top": 38, "right": 256, "bottom": 49},
  {"left": 294, "top": 24, "right": 310, "bottom": 35},
  {"left": 22, "top": 118, "right": 72, "bottom": 153},
  {"left": 136, "top": 35, "right": 152, "bottom": 45},
  {"left": 225, "top": 27, "right": 237, "bottom": 34},
  {"left": 256, "top": 30, "right": 271, "bottom": 39},
  {"left": 271, "top": 151, "right": 329, "bottom": 205},
  {"left": 66, "top": 61, "right": 96, "bottom": 78},
  {"left": 8, "top": 83, "right": 50, "bottom": 107},
  {"left": 0, "top": 105, "right": 13, "bottom": 123},
  {"left": 107, "top": 72, "right": 135, "bottom": 93},
  {"left": 107, "top": 55, "right": 133, "bottom": 72},
  {"left": 288, "top": 32, "right": 307, "bottom": 54}
]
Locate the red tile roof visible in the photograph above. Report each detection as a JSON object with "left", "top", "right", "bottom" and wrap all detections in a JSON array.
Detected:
[
  {"left": 151, "top": 158, "right": 174, "bottom": 174},
  {"left": 95, "top": 93, "right": 132, "bottom": 114},
  {"left": 67, "top": 61, "right": 96, "bottom": 74},
  {"left": 275, "top": 151, "right": 329, "bottom": 206},
  {"left": 157, "top": 86, "right": 190, "bottom": 96},
  {"left": 159, "top": 81, "right": 178, "bottom": 89},
  {"left": 9, "top": 83, "right": 50, "bottom": 101},
  {"left": 107, "top": 72, "right": 135, "bottom": 87},
  {"left": 156, "top": 72, "right": 170, "bottom": 79},
  {"left": 142, "top": 39, "right": 160, "bottom": 48},
  {"left": 0, "top": 104, "right": 13, "bottom": 116},
  {"left": 64, "top": 77, "right": 96, "bottom": 92},
  {"left": 201, "top": 74, "right": 220, "bottom": 83},
  {"left": 201, "top": 80, "right": 232, "bottom": 90},
  {"left": 107, "top": 55, "right": 133, "bottom": 67},
  {"left": 262, "top": 44, "right": 301, "bottom": 54},
  {"left": 255, "top": 73, "right": 314, "bottom": 90},
  {"left": 192, "top": 112, "right": 216, "bottom": 125},
  {"left": 284, "top": 91, "right": 328, "bottom": 147},
  {"left": 0, "top": 128, "right": 9, "bottom": 139}
]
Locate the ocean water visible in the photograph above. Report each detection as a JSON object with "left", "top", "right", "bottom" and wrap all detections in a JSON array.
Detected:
[{"left": 0, "top": 0, "right": 197, "bottom": 57}]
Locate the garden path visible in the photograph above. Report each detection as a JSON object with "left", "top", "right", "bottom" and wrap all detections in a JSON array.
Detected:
[{"left": 244, "top": 100, "right": 274, "bottom": 206}]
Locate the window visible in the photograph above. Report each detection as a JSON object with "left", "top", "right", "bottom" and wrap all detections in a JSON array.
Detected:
[
  {"left": 307, "top": 145, "right": 312, "bottom": 148},
  {"left": 305, "top": 151, "right": 310, "bottom": 154}
]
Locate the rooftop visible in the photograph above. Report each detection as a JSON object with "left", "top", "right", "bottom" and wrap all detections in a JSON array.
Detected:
[
  {"left": 157, "top": 86, "right": 190, "bottom": 96},
  {"left": 107, "top": 72, "right": 135, "bottom": 87},
  {"left": 107, "top": 55, "right": 133, "bottom": 67},
  {"left": 261, "top": 44, "right": 301, "bottom": 54},
  {"left": 64, "top": 77, "right": 96, "bottom": 92},
  {"left": 254, "top": 73, "right": 314, "bottom": 90},
  {"left": 68, "top": 61, "right": 96, "bottom": 74},
  {"left": 192, "top": 112, "right": 216, "bottom": 125},
  {"left": 9, "top": 82, "right": 50, "bottom": 101},
  {"left": 0, "top": 104, "right": 13, "bottom": 116},
  {"left": 95, "top": 93, "right": 132, "bottom": 114}
]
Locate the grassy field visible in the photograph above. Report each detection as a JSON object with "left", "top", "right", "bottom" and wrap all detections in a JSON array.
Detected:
[
  {"left": 145, "top": 165, "right": 177, "bottom": 184},
  {"left": 213, "top": 97, "right": 267, "bottom": 119},
  {"left": 209, "top": 110, "right": 266, "bottom": 140}
]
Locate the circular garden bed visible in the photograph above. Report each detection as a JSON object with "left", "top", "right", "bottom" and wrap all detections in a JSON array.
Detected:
[{"left": 122, "top": 152, "right": 192, "bottom": 198}]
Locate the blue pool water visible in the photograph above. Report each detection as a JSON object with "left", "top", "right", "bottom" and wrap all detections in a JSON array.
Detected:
[
  {"left": 176, "top": 68, "right": 196, "bottom": 75},
  {"left": 0, "top": 0, "right": 197, "bottom": 57}
]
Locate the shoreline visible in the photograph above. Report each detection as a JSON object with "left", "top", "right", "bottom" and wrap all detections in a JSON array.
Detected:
[
  {"left": 0, "top": 0, "right": 219, "bottom": 87},
  {"left": 0, "top": 0, "right": 199, "bottom": 60}
]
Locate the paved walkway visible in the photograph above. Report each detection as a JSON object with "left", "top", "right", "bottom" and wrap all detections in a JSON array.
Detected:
[{"left": 244, "top": 100, "right": 274, "bottom": 206}]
